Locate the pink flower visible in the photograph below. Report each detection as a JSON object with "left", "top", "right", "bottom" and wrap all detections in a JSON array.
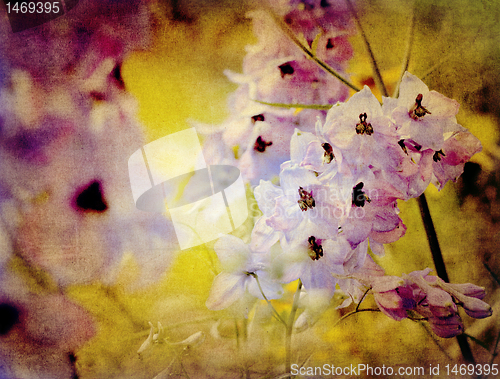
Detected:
[
  {"left": 320, "top": 86, "right": 405, "bottom": 174},
  {"left": 431, "top": 130, "right": 482, "bottom": 190},
  {"left": 391, "top": 72, "right": 461, "bottom": 151},
  {"left": 355, "top": 265, "right": 492, "bottom": 338}
]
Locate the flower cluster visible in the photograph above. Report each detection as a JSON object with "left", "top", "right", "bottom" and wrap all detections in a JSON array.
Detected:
[
  {"left": 203, "top": 0, "right": 489, "bottom": 338},
  {"left": 198, "top": 0, "right": 355, "bottom": 184},
  {"left": 354, "top": 257, "right": 492, "bottom": 338}
]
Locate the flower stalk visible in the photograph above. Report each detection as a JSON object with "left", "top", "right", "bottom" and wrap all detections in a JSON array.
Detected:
[
  {"left": 286, "top": 279, "right": 302, "bottom": 378},
  {"left": 417, "top": 193, "right": 475, "bottom": 364},
  {"left": 345, "top": 0, "right": 388, "bottom": 97}
]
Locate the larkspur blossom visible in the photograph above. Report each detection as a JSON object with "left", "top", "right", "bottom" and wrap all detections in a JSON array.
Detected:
[
  {"left": 198, "top": 0, "right": 488, "bottom": 354},
  {"left": 239, "top": 74, "right": 486, "bottom": 337},
  {"left": 320, "top": 86, "right": 407, "bottom": 174},
  {"left": 206, "top": 235, "right": 283, "bottom": 311},
  {"left": 196, "top": 0, "right": 355, "bottom": 182},
  {"left": 388, "top": 72, "right": 462, "bottom": 152},
  {"left": 352, "top": 258, "right": 492, "bottom": 338}
]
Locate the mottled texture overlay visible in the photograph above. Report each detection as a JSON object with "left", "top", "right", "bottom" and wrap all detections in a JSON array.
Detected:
[{"left": 0, "top": 0, "right": 499, "bottom": 378}]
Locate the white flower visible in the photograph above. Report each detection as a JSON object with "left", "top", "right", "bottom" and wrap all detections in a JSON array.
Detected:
[{"left": 206, "top": 235, "right": 283, "bottom": 311}]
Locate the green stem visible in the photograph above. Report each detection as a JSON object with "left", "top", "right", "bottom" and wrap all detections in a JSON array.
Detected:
[
  {"left": 356, "top": 287, "right": 371, "bottom": 312},
  {"left": 234, "top": 318, "right": 240, "bottom": 351},
  {"left": 417, "top": 193, "right": 475, "bottom": 364},
  {"left": 268, "top": 11, "right": 361, "bottom": 93},
  {"left": 393, "top": 1, "right": 416, "bottom": 98},
  {"left": 286, "top": 280, "right": 302, "bottom": 378},
  {"left": 483, "top": 262, "right": 500, "bottom": 286},
  {"left": 253, "top": 99, "right": 334, "bottom": 110},
  {"left": 252, "top": 274, "right": 287, "bottom": 326},
  {"left": 332, "top": 308, "right": 380, "bottom": 328},
  {"left": 345, "top": 0, "right": 389, "bottom": 98},
  {"left": 489, "top": 329, "right": 500, "bottom": 366}
]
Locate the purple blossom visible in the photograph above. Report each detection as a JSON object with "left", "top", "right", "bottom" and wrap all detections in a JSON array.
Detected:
[
  {"left": 389, "top": 72, "right": 461, "bottom": 152},
  {"left": 353, "top": 263, "right": 492, "bottom": 338}
]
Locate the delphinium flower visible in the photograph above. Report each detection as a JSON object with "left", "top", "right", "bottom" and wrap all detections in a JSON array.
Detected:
[
  {"left": 384, "top": 72, "right": 482, "bottom": 194},
  {"left": 197, "top": 0, "right": 356, "bottom": 183},
  {"left": 238, "top": 75, "right": 488, "bottom": 339},
  {"left": 206, "top": 235, "right": 283, "bottom": 312},
  {"left": 319, "top": 86, "right": 408, "bottom": 175},
  {"left": 0, "top": 0, "right": 178, "bottom": 287},
  {"left": 276, "top": 226, "right": 367, "bottom": 296},
  {"left": 0, "top": 1, "right": 178, "bottom": 376},
  {"left": 352, "top": 258, "right": 492, "bottom": 338},
  {"left": 0, "top": 272, "right": 96, "bottom": 379}
]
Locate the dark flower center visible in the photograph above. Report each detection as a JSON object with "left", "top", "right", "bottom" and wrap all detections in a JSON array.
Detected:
[
  {"left": 75, "top": 181, "right": 108, "bottom": 213},
  {"left": 251, "top": 114, "right": 265, "bottom": 123},
  {"left": 355, "top": 113, "right": 373, "bottom": 135},
  {"left": 0, "top": 303, "right": 20, "bottom": 335},
  {"left": 433, "top": 149, "right": 446, "bottom": 162},
  {"left": 326, "top": 38, "right": 335, "bottom": 49},
  {"left": 298, "top": 187, "right": 315, "bottom": 211},
  {"left": 409, "top": 94, "right": 431, "bottom": 120},
  {"left": 308, "top": 236, "right": 324, "bottom": 261},
  {"left": 322, "top": 142, "right": 335, "bottom": 163},
  {"left": 254, "top": 136, "right": 273, "bottom": 153},
  {"left": 398, "top": 139, "right": 408, "bottom": 155},
  {"left": 112, "top": 63, "right": 125, "bottom": 89},
  {"left": 278, "top": 62, "right": 294, "bottom": 78},
  {"left": 352, "top": 182, "right": 371, "bottom": 207}
]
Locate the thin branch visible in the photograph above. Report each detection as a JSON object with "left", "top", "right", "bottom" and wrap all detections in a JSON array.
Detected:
[
  {"left": 417, "top": 193, "right": 475, "bottom": 364},
  {"left": 463, "top": 333, "right": 492, "bottom": 353},
  {"left": 235, "top": 318, "right": 240, "bottom": 351},
  {"left": 253, "top": 99, "right": 334, "bottom": 110},
  {"left": 332, "top": 308, "right": 380, "bottom": 329},
  {"left": 268, "top": 11, "right": 361, "bottom": 92},
  {"left": 417, "top": 194, "right": 449, "bottom": 282},
  {"left": 285, "top": 280, "right": 302, "bottom": 378},
  {"left": 489, "top": 328, "right": 500, "bottom": 366},
  {"left": 483, "top": 262, "right": 500, "bottom": 287},
  {"left": 345, "top": 0, "right": 388, "bottom": 97},
  {"left": 252, "top": 274, "right": 287, "bottom": 326},
  {"left": 393, "top": 1, "right": 416, "bottom": 98},
  {"left": 356, "top": 287, "right": 371, "bottom": 312}
]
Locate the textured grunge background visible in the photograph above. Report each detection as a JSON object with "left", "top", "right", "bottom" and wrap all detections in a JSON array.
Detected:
[{"left": 0, "top": 0, "right": 499, "bottom": 378}]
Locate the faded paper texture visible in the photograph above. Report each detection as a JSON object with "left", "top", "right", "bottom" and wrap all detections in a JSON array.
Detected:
[{"left": 0, "top": 0, "right": 499, "bottom": 378}]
